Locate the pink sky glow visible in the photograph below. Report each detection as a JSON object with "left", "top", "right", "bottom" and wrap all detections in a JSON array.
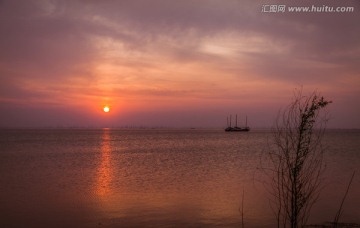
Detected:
[{"left": 0, "top": 0, "right": 359, "bottom": 128}]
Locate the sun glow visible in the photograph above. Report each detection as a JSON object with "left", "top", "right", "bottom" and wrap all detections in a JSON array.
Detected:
[{"left": 103, "top": 106, "right": 110, "bottom": 113}]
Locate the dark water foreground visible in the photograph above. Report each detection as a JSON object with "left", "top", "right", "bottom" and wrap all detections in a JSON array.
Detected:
[{"left": 0, "top": 129, "right": 359, "bottom": 227}]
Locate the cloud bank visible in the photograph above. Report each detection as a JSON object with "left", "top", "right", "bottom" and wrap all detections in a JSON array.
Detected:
[{"left": 0, "top": 0, "right": 359, "bottom": 128}]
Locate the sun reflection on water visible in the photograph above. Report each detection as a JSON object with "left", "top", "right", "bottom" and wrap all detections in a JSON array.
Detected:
[{"left": 96, "top": 128, "right": 113, "bottom": 198}]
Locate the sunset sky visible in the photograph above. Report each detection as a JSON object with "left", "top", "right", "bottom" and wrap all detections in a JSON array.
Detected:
[{"left": 0, "top": 0, "right": 359, "bottom": 128}]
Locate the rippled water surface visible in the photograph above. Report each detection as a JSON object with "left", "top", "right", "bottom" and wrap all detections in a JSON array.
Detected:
[{"left": 0, "top": 129, "right": 359, "bottom": 227}]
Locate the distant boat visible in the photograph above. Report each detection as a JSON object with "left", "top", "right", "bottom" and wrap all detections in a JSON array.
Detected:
[{"left": 225, "top": 115, "right": 250, "bottom": 132}]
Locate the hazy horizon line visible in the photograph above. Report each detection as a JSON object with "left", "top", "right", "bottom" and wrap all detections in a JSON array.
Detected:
[{"left": 1, "top": 126, "right": 359, "bottom": 131}]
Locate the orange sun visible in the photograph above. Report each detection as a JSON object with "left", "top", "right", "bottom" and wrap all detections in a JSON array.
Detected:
[{"left": 103, "top": 106, "right": 110, "bottom": 113}]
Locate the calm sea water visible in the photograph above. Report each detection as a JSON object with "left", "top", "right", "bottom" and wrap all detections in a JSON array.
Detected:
[{"left": 0, "top": 129, "right": 359, "bottom": 227}]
